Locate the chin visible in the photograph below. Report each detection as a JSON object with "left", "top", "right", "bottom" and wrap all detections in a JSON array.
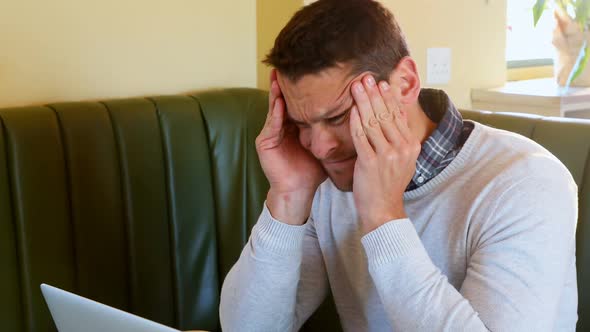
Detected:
[
  {"left": 332, "top": 181, "right": 353, "bottom": 192},
  {"left": 322, "top": 159, "right": 355, "bottom": 192},
  {"left": 327, "top": 173, "right": 353, "bottom": 192}
]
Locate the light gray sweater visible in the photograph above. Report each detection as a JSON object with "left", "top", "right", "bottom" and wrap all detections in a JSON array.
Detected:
[{"left": 219, "top": 122, "right": 579, "bottom": 331}]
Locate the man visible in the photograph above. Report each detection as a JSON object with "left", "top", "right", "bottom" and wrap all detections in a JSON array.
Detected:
[{"left": 220, "top": 0, "right": 578, "bottom": 331}]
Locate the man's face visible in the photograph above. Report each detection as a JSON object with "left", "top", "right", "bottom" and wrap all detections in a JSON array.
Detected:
[{"left": 277, "top": 65, "right": 363, "bottom": 191}]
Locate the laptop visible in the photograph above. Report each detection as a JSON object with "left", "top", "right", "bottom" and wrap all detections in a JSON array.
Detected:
[{"left": 41, "top": 283, "right": 182, "bottom": 332}]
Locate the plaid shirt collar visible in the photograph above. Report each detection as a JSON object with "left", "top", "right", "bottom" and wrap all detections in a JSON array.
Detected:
[{"left": 407, "top": 89, "right": 464, "bottom": 191}]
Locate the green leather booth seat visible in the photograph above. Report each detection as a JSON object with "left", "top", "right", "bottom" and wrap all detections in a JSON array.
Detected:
[{"left": 0, "top": 89, "right": 589, "bottom": 331}]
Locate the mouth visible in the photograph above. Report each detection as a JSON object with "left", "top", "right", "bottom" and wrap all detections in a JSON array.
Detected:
[{"left": 323, "top": 155, "right": 356, "bottom": 166}]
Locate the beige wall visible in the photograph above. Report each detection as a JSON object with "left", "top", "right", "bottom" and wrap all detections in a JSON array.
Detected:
[
  {"left": 256, "top": 0, "right": 303, "bottom": 90},
  {"left": 1, "top": 1, "right": 507, "bottom": 110},
  {"left": 0, "top": 0, "right": 257, "bottom": 108},
  {"left": 384, "top": 0, "right": 507, "bottom": 109},
  {"left": 302, "top": 0, "right": 508, "bottom": 110}
]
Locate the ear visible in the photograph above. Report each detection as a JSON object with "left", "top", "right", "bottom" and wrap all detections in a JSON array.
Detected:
[{"left": 388, "top": 56, "right": 421, "bottom": 105}]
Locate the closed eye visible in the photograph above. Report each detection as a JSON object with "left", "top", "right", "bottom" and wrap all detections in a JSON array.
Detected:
[{"left": 326, "top": 109, "right": 350, "bottom": 126}]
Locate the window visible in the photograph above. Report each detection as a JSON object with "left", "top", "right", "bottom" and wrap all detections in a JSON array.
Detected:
[{"left": 506, "top": 0, "right": 555, "bottom": 68}]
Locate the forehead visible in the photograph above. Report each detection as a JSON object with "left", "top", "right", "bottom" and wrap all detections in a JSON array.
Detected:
[{"left": 278, "top": 65, "right": 358, "bottom": 120}]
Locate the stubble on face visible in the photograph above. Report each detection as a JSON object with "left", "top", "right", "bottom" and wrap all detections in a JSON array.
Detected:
[{"left": 277, "top": 64, "right": 367, "bottom": 192}]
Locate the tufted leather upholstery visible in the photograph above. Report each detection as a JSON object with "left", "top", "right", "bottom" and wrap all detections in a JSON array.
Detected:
[
  {"left": 0, "top": 89, "right": 271, "bottom": 332},
  {"left": 0, "top": 89, "right": 588, "bottom": 331}
]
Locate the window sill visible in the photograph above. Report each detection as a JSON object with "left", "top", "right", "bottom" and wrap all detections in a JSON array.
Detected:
[
  {"left": 471, "top": 78, "right": 590, "bottom": 119},
  {"left": 507, "top": 65, "right": 554, "bottom": 81}
]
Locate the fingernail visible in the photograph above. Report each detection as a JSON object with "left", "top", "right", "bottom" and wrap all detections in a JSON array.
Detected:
[
  {"left": 380, "top": 81, "right": 390, "bottom": 91},
  {"left": 354, "top": 82, "right": 364, "bottom": 93},
  {"left": 367, "top": 76, "right": 376, "bottom": 87}
]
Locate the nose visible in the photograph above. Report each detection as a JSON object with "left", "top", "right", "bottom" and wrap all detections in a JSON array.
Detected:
[{"left": 301, "top": 126, "right": 339, "bottom": 160}]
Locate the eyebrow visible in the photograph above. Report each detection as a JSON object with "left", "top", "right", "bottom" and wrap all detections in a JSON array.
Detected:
[{"left": 287, "top": 99, "right": 353, "bottom": 125}]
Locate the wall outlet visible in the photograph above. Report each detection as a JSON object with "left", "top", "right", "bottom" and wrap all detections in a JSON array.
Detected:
[{"left": 427, "top": 48, "right": 451, "bottom": 85}]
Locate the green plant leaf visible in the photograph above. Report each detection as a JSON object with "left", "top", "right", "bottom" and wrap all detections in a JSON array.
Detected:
[
  {"left": 566, "top": 41, "right": 589, "bottom": 87},
  {"left": 556, "top": 0, "right": 568, "bottom": 10},
  {"left": 574, "top": 0, "right": 590, "bottom": 29},
  {"left": 584, "top": 0, "right": 590, "bottom": 21},
  {"left": 533, "top": 0, "right": 547, "bottom": 27}
]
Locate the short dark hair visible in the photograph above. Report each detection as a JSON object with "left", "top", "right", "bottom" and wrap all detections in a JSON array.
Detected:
[{"left": 263, "top": 0, "right": 410, "bottom": 83}]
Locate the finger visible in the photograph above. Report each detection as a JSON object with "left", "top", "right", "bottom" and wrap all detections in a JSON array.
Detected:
[
  {"left": 378, "top": 81, "right": 412, "bottom": 142},
  {"left": 266, "top": 80, "right": 282, "bottom": 124},
  {"left": 349, "top": 105, "right": 375, "bottom": 160},
  {"left": 271, "top": 70, "right": 282, "bottom": 98},
  {"left": 257, "top": 97, "right": 286, "bottom": 150},
  {"left": 261, "top": 97, "right": 285, "bottom": 139},
  {"left": 351, "top": 81, "right": 388, "bottom": 152},
  {"left": 270, "top": 68, "right": 277, "bottom": 82},
  {"left": 269, "top": 98, "right": 285, "bottom": 134},
  {"left": 270, "top": 79, "right": 282, "bottom": 102},
  {"left": 267, "top": 70, "right": 282, "bottom": 115},
  {"left": 362, "top": 75, "right": 404, "bottom": 146}
]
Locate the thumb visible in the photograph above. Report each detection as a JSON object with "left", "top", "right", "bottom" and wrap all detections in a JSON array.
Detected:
[
  {"left": 269, "top": 98, "right": 285, "bottom": 134},
  {"left": 257, "top": 98, "right": 286, "bottom": 150}
]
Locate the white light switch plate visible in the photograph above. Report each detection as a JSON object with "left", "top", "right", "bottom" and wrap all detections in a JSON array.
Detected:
[{"left": 427, "top": 48, "right": 451, "bottom": 85}]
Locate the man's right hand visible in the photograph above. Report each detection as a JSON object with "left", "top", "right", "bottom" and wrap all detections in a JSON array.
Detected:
[{"left": 255, "top": 70, "right": 327, "bottom": 225}]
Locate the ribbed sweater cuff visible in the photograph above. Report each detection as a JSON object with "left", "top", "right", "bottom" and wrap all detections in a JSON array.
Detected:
[
  {"left": 361, "top": 218, "right": 423, "bottom": 268},
  {"left": 251, "top": 202, "right": 307, "bottom": 256}
]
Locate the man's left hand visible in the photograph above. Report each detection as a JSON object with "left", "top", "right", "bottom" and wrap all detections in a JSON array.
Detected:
[{"left": 349, "top": 74, "right": 421, "bottom": 234}]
